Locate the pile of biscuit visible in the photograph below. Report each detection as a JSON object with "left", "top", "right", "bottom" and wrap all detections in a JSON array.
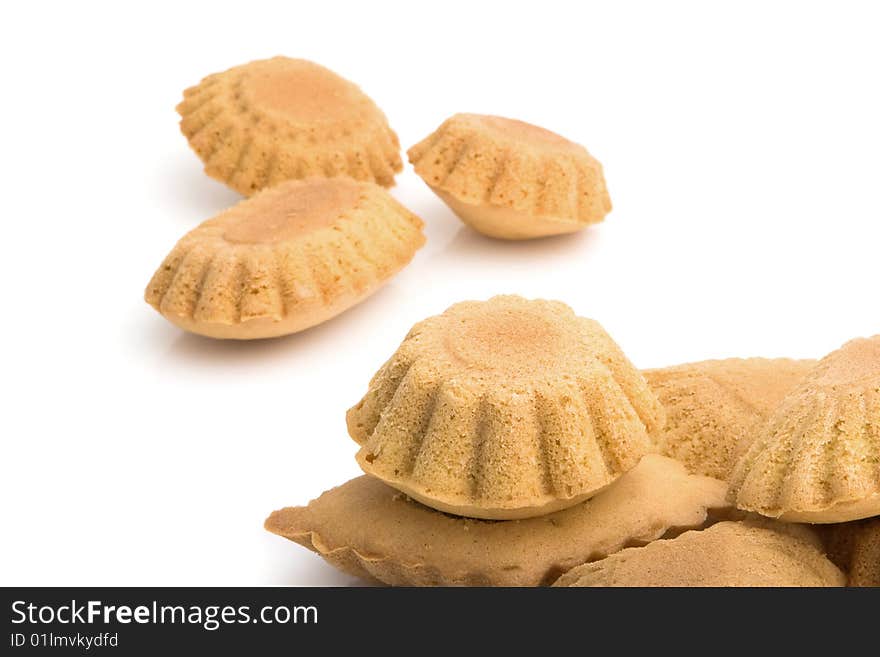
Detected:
[
  {"left": 146, "top": 57, "right": 879, "bottom": 586},
  {"left": 146, "top": 57, "right": 609, "bottom": 340},
  {"left": 266, "top": 297, "right": 879, "bottom": 587}
]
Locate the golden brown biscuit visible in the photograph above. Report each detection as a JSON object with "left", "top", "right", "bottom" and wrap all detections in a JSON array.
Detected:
[
  {"left": 823, "top": 517, "right": 880, "bottom": 586},
  {"left": 145, "top": 177, "right": 424, "bottom": 339},
  {"left": 729, "top": 336, "right": 880, "bottom": 523},
  {"left": 346, "top": 296, "right": 665, "bottom": 519},
  {"left": 178, "top": 57, "right": 402, "bottom": 195},
  {"left": 644, "top": 358, "right": 815, "bottom": 480},
  {"left": 407, "top": 114, "right": 610, "bottom": 239},
  {"left": 265, "top": 454, "right": 729, "bottom": 586},
  {"left": 554, "top": 519, "right": 845, "bottom": 587}
]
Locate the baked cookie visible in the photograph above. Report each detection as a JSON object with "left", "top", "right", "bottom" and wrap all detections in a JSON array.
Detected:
[
  {"left": 145, "top": 177, "right": 424, "bottom": 339},
  {"left": 822, "top": 517, "right": 880, "bottom": 586},
  {"left": 729, "top": 336, "right": 880, "bottom": 522},
  {"left": 265, "top": 454, "right": 729, "bottom": 586},
  {"left": 644, "top": 358, "right": 815, "bottom": 480},
  {"left": 178, "top": 57, "right": 402, "bottom": 195},
  {"left": 554, "top": 520, "right": 845, "bottom": 587},
  {"left": 347, "top": 296, "right": 665, "bottom": 519},
  {"left": 407, "top": 114, "right": 610, "bottom": 239}
]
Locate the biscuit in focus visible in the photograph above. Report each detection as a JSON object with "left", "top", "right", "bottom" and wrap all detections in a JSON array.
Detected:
[
  {"left": 729, "top": 336, "right": 880, "bottom": 523},
  {"left": 347, "top": 295, "right": 665, "bottom": 519},
  {"left": 408, "top": 114, "right": 610, "bottom": 240}
]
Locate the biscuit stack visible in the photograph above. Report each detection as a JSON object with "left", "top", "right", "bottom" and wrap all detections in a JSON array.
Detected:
[
  {"left": 144, "top": 56, "right": 876, "bottom": 586},
  {"left": 726, "top": 336, "right": 880, "bottom": 586},
  {"left": 347, "top": 296, "right": 664, "bottom": 519},
  {"left": 267, "top": 296, "right": 737, "bottom": 585},
  {"left": 268, "top": 318, "right": 879, "bottom": 587}
]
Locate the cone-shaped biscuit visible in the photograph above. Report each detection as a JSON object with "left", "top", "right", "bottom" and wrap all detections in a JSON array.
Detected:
[
  {"left": 347, "top": 296, "right": 665, "bottom": 519},
  {"left": 145, "top": 177, "right": 424, "bottom": 339},
  {"left": 644, "top": 358, "right": 815, "bottom": 480},
  {"left": 729, "top": 336, "right": 880, "bottom": 523},
  {"left": 265, "top": 454, "right": 729, "bottom": 586},
  {"left": 408, "top": 114, "right": 611, "bottom": 240},
  {"left": 178, "top": 57, "right": 402, "bottom": 195},
  {"left": 554, "top": 520, "right": 845, "bottom": 587},
  {"left": 823, "top": 518, "right": 880, "bottom": 586}
]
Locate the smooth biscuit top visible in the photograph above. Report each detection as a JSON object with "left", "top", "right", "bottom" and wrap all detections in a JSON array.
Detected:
[{"left": 222, "top": 177, "right": 363, "bottom": 244}]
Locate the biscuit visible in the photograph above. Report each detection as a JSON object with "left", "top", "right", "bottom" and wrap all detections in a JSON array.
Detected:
[
  {"left": 265, "top": 454, "right": 729, "bottom": 586},
  {"left": 145, "top": 177, "right": 424, "bottom": 339},
  {"left": 729, "top": 336, "right": 880, "bottom": 522},
  {"left": 554, "top": 519, "right": 845, "bottom": 587},
  {"left": 347, "top": 296, "right": 665, "bottom": 519},
  {"left": 407, "top": 114, "right": 610, "bottom": 239},
  {"left": 178, "top": 57, "right": 402, "bottom": 195},
  {"left": 644, "top": 358, "right": 815, "bottom": 480},
  {"left": 822, "top": 518, "right": 880, "bottom": 586}
]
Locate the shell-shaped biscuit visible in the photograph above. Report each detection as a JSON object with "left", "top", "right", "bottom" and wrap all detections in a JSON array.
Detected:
[
  {"left": 265, "top": 454, "right": 730, "bottom": 586},
  {"left": 728, "top": 336, "right": 880, "bottom": 523},
  {"left": 823, "top": 517, "right": 880, "bottom": 586},
  {"left": 346, "top": 295, "right": 665, "bottom": 519},
  {"left": 644, "top": 358, "right": 815, "bottom": 480},
  {"left": 145, "top": 177, "right": 425, "bottom": 339},
  {"left": 554, "top": 519, "right": 845, "bottom": 587},
  {"left": 407, "top": 114, "right": 611, "bottom": 240},
  {"left": 177, "top": 57, "right": 402, "bottom": 195}
]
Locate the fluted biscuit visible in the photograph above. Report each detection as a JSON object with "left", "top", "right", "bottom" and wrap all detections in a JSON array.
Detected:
[
  {"left": 729, "top": 336, "right": 880, "bottom": 523},
  {"left": 408, "top": 114, "right": 610, "bottom": 239},
  {"left": 145, "top": 177, "right": 424, "bottom": 339},
  {"left": 644, "top": 358, "right": 815, "bottom": 480},
  {"left": 178, "top": 57, "right": 402, "bottom": 195},
  {"left": 265, "top": 454, "right": 728, "bottom": 586},
  {"left": 347, "top": 296, "right": 664, "bottom": 519}
]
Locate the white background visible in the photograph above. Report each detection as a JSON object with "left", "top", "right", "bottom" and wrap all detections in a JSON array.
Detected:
[{"left": 2, "top": 1, "right": 878, "bottom": 585}]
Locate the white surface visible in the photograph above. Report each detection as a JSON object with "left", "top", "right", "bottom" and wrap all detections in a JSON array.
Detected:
[{"left": 2, "top": 1, "right": 879, "bottom": 585}]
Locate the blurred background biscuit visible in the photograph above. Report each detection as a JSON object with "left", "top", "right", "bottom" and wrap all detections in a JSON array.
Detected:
[
  {"left": 178, "top": 57, "right": 402, "bottom": 195},
  {"left": 145, "top": 177, "right": 424, "bottom": 339}
]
